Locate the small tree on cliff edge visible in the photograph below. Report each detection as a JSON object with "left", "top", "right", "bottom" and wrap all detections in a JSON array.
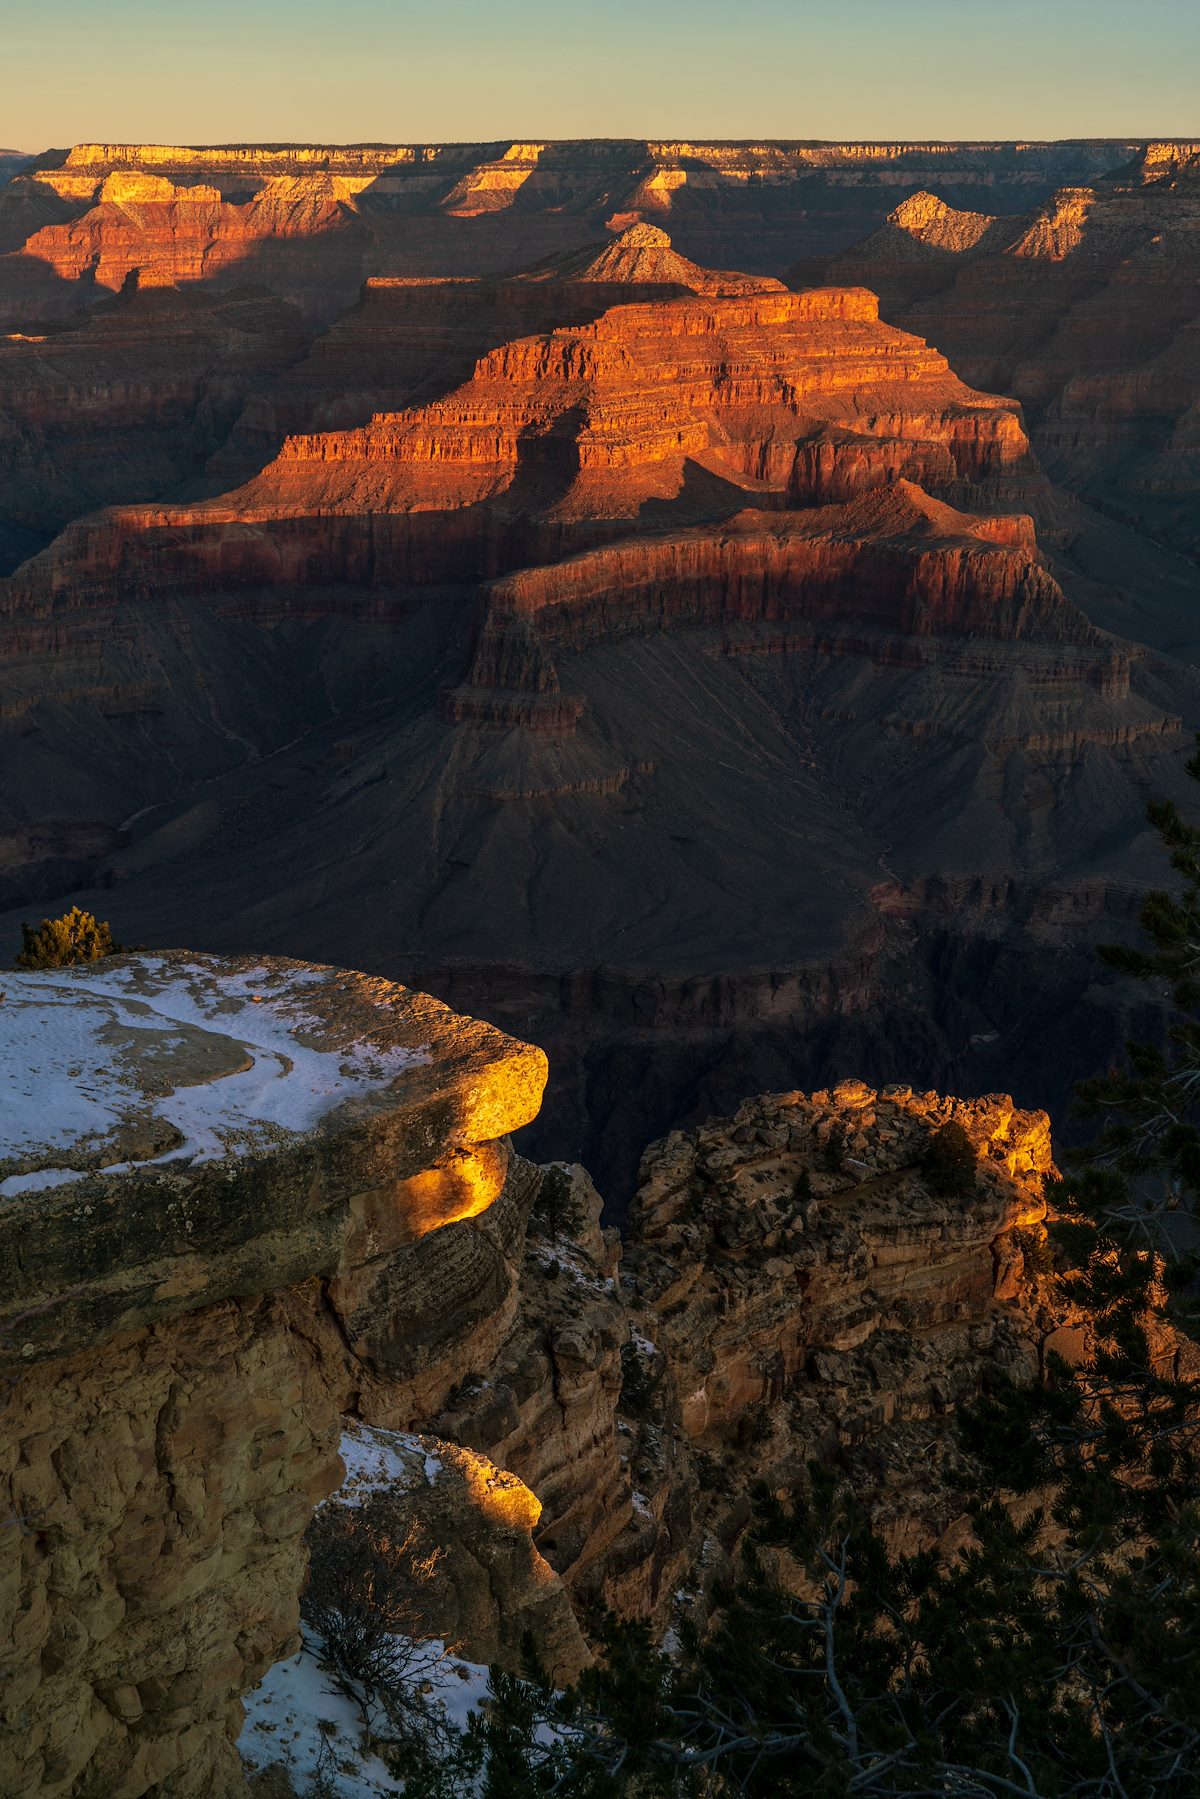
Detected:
[{"left": 14, "top": 906, "right": 123, "bottom": 970}]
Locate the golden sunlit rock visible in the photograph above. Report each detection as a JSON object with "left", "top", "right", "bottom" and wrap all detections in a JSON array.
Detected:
[{"left": 0, "top": 954, "right": 547, "bottom": 1797}]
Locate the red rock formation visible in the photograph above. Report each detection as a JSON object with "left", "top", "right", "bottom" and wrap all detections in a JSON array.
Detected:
[
  {"left": 478, "top": 488, "right": 1086, "bottom": 648},
  {"left": 812, "top": 153, "right": 1200, "bottom": 559},
  {"left": 449, "top": 486, "right": 1119, "bottom": 729},
  {"left": 252, "top": 285, "right": 1027, "bottom": 517},
  {"left": 0, "top": 139, "right": 1139, "bottom": 330},
  {"left": 211, "top": 225, "right": 781, "bottom": 478},
  {"left": 8, "top": 171, "right": 376, "bottom": 327},
  {"left": 0, "top": 285, "right": 1033, "bottom": 623},
  {"left": 510, "top": 221, "right": 782, "bottom": 296}
]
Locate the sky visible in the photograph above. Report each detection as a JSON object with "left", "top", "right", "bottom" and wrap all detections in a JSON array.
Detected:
[{"left": 2, "top": 0, "right": 1198, "bottom": 152}]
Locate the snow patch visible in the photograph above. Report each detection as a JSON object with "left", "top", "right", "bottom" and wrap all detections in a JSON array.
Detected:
[
  {"left": 239, "top": 1632, "right": 404, "bottom": 1796},
  {"left": 0, "top": 958, "right": 429, "bottom": 1186},
  {"left": 0, "top": 1166, "right": 86, "bottom": 1198},
  {"left": 238, "top": 1627, "right": 492, "bottom": 1796},
  {"left": 332, "top": 1419, "right": 444, "bottom": 1508}
]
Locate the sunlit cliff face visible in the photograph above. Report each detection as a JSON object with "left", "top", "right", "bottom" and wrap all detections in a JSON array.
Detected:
[{"left": 341, "top": 1140, "right": 514, "bottom": 1257}]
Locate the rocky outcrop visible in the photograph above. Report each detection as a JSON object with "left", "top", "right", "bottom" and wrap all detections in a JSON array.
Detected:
[
  {"left": 620, "top": 1080, "right": 1054, "bottom": 1601},
  {"left": 427, "top": 1166, "right": 632, "bottom": 1593},
  {"left": 318, "top": 1421, "right": 590, "bottom": 1683},
  {"left": 0, "top": 952, "right": 548, "bottom": 1798},
  {"left": 260, "top": 284, "right": 1021, "bottom": 508},
  {"left": 416, "top": 1082, "right": 1056, "bottom": 1633},
  {"left": 0, "top": 953, "right": 546, "bottom": 1367},
  {"left": 1, "top": 171, "right": 379, "bottom": 327},
  {"left": 625, "top": 1081, "right": 1050, "bottom": 1443},
  {"left": 604, "top": 1084, "right": 1053, "bottom": 1611},
  {"left": 0, "top": 949, "right": 1122, "bottom": 1791},
  {"left": 510, "top": 222, "right": 783, "bottom": 296}
]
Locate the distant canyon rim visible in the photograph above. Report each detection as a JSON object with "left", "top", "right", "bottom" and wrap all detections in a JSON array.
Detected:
[{"left": 1, "top": 137, "right": 1198, "bottom": 1206}]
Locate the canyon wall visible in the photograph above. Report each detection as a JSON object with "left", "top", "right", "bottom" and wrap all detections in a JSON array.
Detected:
[
  {"left": 811, "top": 149, "right": 1200, "bottom": 564},
  {"left": 0, "top": 145, "right": 1194, "bottom": 1790},
  {"left": 0, "top": 140, "right": 1139, "bottom": 331},
  {"left": 0, "top": 284, "right": 309, "bottom": 575},
  {"left": 0, "top": 188, "right": 1192, "bottom": 1230}
]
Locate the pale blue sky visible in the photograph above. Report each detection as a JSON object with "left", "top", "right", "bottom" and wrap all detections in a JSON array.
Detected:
[{"left": 2, "top": 0, "right": 1197, "bottom": 151}]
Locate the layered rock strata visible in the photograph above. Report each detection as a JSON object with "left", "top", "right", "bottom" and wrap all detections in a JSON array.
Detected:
[
  {"left": 212, "top": 224, "right": 782, "bottom": 477},
  {"left": 451, "top": 485, "right": 1121, "bottom": 730},
  {"left": 0, "top": 140, "right": 1139, "bottom": 329},
  {"left": 0, "top": 951, "right": 547, "bottom": 1798},
  {"left": 427, "top": 1165, "right": 632, "bottom": 1593},
  {"left": 0, "top": 233, "right": 1188, "bottom": 1218},
  {"left": 621, "top": 1082, "right": 1053, "bottom": 1575},
  {"left": 810, "top": 151, "right": 1200, "bottom": 563},
  {"left": 0, "top": 286, "right": 1033, "bottom": 623},
  {"left": 0, "top": 282, "right": 309, "bottom": 574}
]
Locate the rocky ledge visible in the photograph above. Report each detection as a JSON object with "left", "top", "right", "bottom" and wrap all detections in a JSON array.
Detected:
[
  {"left": 0, "top": 955, "right": 1063, "bottom": 1796},
  {"left": 0, "top": 951, "right": 546, "bottom": 1368},
  {"left": 0, "top": 952, "right": 546, "bottom": 1798}
]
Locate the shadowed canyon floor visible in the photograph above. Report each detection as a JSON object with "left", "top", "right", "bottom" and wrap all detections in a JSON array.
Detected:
[{"left": 0, "top": 141, "right": 1198, "bottom": 1205}]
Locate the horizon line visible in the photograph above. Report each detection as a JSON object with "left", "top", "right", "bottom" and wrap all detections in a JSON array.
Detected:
[{"left": 10, "top": 133, "right": 1200, "bottom": 156}]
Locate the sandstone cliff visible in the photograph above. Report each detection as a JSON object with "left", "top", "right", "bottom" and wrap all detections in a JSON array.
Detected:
[
  {"left": 622, "top": 1082, "right": 1052, "bottom": 1582},
  {"left": 430, "top": 1082, "right": 1057, "bottom": 1636},
  {"left": 0, "top": 952, "right": 548, "bottom": 1797},
  {"left": 315, "top": 1420, "right": 589, "bottom": 1683}
]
